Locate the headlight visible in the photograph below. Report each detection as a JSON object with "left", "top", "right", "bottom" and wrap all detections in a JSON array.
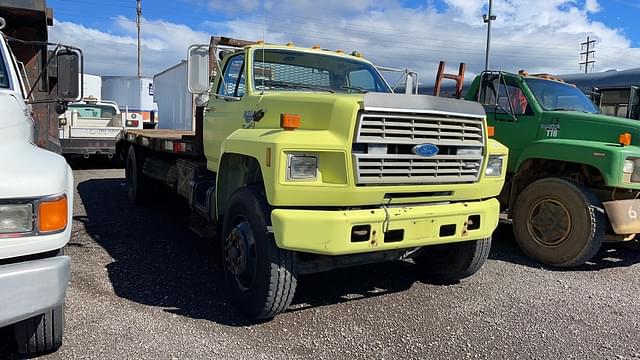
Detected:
[
  {"left": 485, "top": 155, "right": 504, "bottom": 177},
  {"left": 0, "top": 195, "right": 67, "bottom": 236},
  {"left": 623, "top": 158, "right": 640, "bottom": 183},
  {"left": 287, "top": 154, "right": 318, "bottom": 180},
  {"left": 0, "top": 204, "right": 34, "bottom": 234}
]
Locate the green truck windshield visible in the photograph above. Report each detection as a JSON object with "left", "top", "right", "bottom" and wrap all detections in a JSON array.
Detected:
[
  {"left": 69, "top": 104, "right": 116, "bottom": 119},
  {"left": 252, "top": 49, "right": 391, "bottom": 94},
  {"left": 526, "top": 78, "right": 599, "bottom": 114}
]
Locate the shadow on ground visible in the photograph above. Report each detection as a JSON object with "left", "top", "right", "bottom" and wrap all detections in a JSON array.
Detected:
[
  {"left": 75, "top": 179, "right": 420, "bottom": 326},
  {"left": 489, "top": 223, "right": 640, "bottom": 271},
  {"left": 75, "top": 178, "right": 640, "bottom": 327},
  {"left": 65, "top": 155, "right": 122, "bottom": 170}
]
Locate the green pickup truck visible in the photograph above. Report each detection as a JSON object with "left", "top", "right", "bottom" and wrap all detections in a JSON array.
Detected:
[{"left": 463, "top": 71, "right": 640, "bottom": 267}]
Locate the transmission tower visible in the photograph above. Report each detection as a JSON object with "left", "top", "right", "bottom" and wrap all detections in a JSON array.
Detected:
[{"left": 580, "top": 36, "right": 596, "bottom": 74}]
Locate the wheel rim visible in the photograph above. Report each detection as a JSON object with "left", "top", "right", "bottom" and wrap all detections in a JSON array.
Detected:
[
  {"left": 224, "top": 219, "right": 258, "bottom": 291},
  {"left": 526, "top": 198, "right": 572, "bottom": 247}
]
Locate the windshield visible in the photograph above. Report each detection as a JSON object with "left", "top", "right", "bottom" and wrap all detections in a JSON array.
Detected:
[
  {"left": 69, "top": 104, "right": 117, "bottom": 119},
  {"left": 0, "top": 49, "right": 9, "bottom": 89},
  {"left": 252, "top": 49, "right": 391, "bottom": 94},
  {"left": 526, "top": 78, "right": 599, "bottom": 114}
]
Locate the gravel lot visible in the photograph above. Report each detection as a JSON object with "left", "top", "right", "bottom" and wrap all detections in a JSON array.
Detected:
[{"left": 2, "top": 166, "right": 640, "bottom": 359}]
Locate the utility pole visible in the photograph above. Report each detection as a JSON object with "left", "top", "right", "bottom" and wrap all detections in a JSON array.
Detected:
[
  {"left": 482, "top": 0, "right": 496, "bottom": 71},
  {"left": 580, "top": 36, "right": 596, "bottom": 74},
  {"left": 136, "top": 0, "right": 142, "bottom": 77}
]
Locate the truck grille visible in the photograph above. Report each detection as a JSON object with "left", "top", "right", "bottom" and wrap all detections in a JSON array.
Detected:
[{"left": 354, "top": 111, "right": 485, "bottom": 185}]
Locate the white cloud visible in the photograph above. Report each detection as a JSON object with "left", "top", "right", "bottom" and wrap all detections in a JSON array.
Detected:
[
  {"left": 49, "top": 0, "right": 640, "bottom": 83},
  {"left": 50, "top": 17, "right": 209, "bottom": 76}
]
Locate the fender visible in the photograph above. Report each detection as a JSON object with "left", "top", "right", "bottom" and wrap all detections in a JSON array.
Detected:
[{"left": 515, "top": 138, "right": 640, "bottom": 189}]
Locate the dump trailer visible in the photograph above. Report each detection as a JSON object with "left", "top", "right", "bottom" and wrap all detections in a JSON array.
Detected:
[
  {"left": 0, "top": 4, "right": 81, "bottom": 355},
  {"left": 117, "top": 37, "right": 508, "bottom": 320},
  {"left": 0, "top": 0, "right": 69, "bottom": 152},
  {"left": 454, "top": 69, "right": 640, "bottom": 267}
]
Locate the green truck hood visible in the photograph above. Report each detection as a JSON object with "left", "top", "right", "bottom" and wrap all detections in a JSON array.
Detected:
[{"left": 541, "top": 110, "right": 640, "bottom": 145}]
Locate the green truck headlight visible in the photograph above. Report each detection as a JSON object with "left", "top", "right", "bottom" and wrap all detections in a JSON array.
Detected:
[
  {"left": 623, "top": 158, "right": 640, "bottom": 182},
  {"left": 485, "top": 155, "right": 504, "bottom": 177},
  {"left": 287, "top": 154, "right": 318, "bottom": 180},
  {"left": 0, "top": 204, "right": 34, "bottom": 234}
]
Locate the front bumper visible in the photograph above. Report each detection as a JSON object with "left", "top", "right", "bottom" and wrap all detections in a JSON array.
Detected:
[
  {"left": 603, "top": 199, "right": 640, "bottom": 234},
  {"left": 0, "top": 256, "right": 70, "bottom": 328},
  {"left": 271, "top": 198, "right": 500, "bottom": 255},
  {"left": 60, "top": 138, "right": 116, "bottom": 155}
]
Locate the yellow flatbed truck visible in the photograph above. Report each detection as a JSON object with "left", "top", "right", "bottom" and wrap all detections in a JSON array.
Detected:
[{"left": 117, "top": 37, "right": 508, "bottom": 320}]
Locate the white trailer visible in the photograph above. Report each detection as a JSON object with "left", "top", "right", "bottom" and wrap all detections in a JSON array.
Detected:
[
  {"left": 102, "top": 76, "right": 158, "bottom": 128},
  {"left": 154, "top": 61, "right": 195, "bottom": 131},
  {"left": 81, "top": 73, "right": 101, "bottom": 99}
]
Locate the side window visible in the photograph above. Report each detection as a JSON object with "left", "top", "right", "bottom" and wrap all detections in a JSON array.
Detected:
[
  {"left": 497, "top": 82, "right": 530, "bottom": 115},
  {"left": 348, "top": 69, "right": 376, "bottom": 91},
  {"left": 217, "top": 54, "right": 245, "bottom": 97}
]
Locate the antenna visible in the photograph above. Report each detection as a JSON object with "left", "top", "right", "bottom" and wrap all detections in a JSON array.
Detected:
[{"left": 136, "top": 0, "right": 142, "bottom": 78}]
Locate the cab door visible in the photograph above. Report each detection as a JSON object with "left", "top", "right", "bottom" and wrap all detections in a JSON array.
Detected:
[
  {"left": 479, "top": 74, "right": 540, "bottom": 171},
  {"left": 204, "top": 52, "right": 251, "bottom": 171}
]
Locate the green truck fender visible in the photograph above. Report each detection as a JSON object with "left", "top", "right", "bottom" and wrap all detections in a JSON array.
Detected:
[{"left": 515, "top": 138, "right": 640, "bottom": 189}]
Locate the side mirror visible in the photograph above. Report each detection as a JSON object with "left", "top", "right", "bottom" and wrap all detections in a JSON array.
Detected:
[
  {"left": 56, "top": 50, "right": 81, "bottom": 102},
  {"left": 188, "top": 44, "right": 210, "bottom": 94},
  {"left": 628, "top": 86, "right": 639, "bottom": 119}
]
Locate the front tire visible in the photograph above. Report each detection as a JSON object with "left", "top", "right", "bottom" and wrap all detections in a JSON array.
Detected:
[
  {"left": 13, "top": 304, "right": 64, "bottom": 355},
  {"left": 221, "top": 187, "right": 297, "bottom": 320},
  {"left": 414, "top": 237, "right": 492, "bottom": 283},
  {"left": 513, "top": 178, "right": 605, "bottom": 267}
]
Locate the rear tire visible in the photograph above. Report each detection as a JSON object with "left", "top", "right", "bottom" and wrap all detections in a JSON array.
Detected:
[
  {"left": 221, "top": 187, "right": 297, "bottom": 320},
  {"left": 14, "top": 304, "right": 64, "bottom": 355},
  {"left": 414, "top": 237, "right": 492, "bottom": 283},
  {"left": 125, "top": 146, "right": 150, "bottom": 204},
  {"left": 512, "top": 178, "right": 605, "bottom": 267}
]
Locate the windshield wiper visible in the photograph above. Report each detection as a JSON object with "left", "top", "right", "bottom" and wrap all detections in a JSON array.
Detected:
[
  {"left": 341, "top": 86, "right": 368, "bottom": 93},
  {"left": 265, "top": 81, "right": 335, "bottom": 93}
]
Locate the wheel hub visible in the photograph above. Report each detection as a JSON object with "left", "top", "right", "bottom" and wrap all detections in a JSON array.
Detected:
[
  {"left": 224, "top": 220, "right": 257, "bottom": 290},
  {"left": 527, "top": 198, "right": 572, "bottom": 247}
]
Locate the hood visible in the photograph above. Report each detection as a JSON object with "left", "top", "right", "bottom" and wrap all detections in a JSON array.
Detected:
[
  {"left": 540, "top": 110, "right": 640, "bottom": 146},
  {"left": 0, "top": 93, "right": 70, "bottom": 199},
  {"left": 0, "top": 142, "right": 70, "bottom": 199}
]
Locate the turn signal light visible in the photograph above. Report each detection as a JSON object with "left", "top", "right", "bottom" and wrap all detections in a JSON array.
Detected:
[
  {"left": 281, "top": 114, "right": 301, "bottom": 130},
  {"left": 619, "top": 132, "right": 632, "bottom": 146},
  {"left": 38, "top": 196, "right": 67, "bottom": 233},
  {"left": 487, "top": 126, "right": 495, "bottom": 138},
  {"left": 312, "top": 45, "right": 321, "bottom": 50},
  {"left": 126, "top": 120, "right": 139, "bottom": 127}
]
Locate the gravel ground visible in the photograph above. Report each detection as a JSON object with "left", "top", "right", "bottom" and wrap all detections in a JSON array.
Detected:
[{"left": 2, "top": 166, "right": 640, "bottom": 359}]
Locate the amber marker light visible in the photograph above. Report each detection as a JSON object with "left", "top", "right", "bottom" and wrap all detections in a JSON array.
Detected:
[
  {"left": 487, "top": 126, "right": 495, "bottom": 138},
  {"left": 281, "top": 114, "right": 301, "bottom": 130},
  {"left": 38, "top": 195, "right": 68, "bottom": 233},
  {"left": 619, "top": 132, "right": 632, "bottom": 146}
]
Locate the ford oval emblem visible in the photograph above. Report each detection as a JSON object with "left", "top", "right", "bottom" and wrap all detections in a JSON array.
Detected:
[{"left": 413, "top": 144, "right": 439, "bottom": 157}]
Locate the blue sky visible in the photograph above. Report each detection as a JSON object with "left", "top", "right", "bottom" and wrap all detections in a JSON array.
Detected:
[{"left": 47, "top": 0, "right": 640, "bottom": 78}]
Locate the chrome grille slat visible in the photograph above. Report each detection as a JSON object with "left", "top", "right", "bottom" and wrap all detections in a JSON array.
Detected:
[{"left": 354, "top": 110, "right": 485, "bottom": 185}]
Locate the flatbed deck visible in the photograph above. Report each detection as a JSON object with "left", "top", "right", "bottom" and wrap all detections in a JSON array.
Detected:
[{"left": 120, "top": 129, "right": 201, "bottom": 156}]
